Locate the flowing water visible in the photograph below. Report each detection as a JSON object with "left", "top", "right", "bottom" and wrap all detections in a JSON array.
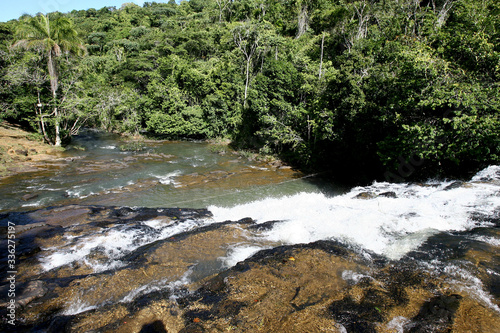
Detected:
[
  {"left": 1, "top": 130, "right": 499, "bottom": 332},
  {"left": 0, "top": 130, "right": 329, "bottom": 212}
]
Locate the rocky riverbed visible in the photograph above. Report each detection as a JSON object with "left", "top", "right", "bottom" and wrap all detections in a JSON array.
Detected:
[
  {"left": 1, "top": 203, "right": 499, "bottom": 332},
  {"left": 1, "top": 130, "right": 499, "bottom": 332}
]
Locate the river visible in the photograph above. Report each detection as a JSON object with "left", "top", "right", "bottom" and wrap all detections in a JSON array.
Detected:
[
  {"left": 0, "top": 131, "right": 499, "bottom": 332},
  {"left": 0, "top": 130, "right": 334, "bottom": 212}
]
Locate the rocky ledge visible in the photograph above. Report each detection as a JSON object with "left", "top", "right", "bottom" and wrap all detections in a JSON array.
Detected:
[{"left": 0, "top": 205, "right": 499, "bottom": 332}]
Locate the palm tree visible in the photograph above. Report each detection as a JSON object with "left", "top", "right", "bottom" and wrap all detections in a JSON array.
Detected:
[{"left": 12, "top": 13, "right": 86, "bottom": 146}]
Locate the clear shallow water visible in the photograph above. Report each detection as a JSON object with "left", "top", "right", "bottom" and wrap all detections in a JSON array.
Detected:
[{"left": 0, "top": 130, "right": 332, "bottom": 212}]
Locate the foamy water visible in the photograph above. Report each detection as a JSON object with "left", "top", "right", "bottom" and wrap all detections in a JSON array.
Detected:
[
  {"left": 154, "top": 170, "right": 182, "bottom": 185},
  {"left": 32, "top": 166, "right": 500, "bottom": 316},
  {"left": 210, "top": 166, "right": 500, "bottom": 261},
  {"left": 40, "top": 216, "right": 213, "bottom": 272},
  {"left": 39, "top": 166, "right": 500, "bottom": 275}
]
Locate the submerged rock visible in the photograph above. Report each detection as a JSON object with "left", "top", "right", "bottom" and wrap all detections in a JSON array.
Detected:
[{"left": 21, "top": 193, "right": 39, "bottom": 201}]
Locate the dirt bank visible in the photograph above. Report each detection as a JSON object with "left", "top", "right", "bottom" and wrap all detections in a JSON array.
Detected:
[{"left": 0, "top": 122, "right": 64, "bottom": 177}]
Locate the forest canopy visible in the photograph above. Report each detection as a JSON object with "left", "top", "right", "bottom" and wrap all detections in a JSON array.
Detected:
[{"left": 1, "top": 0, "right": 499, "bottom": 182}]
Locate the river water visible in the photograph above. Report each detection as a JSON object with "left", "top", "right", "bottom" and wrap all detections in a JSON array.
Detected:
[
  {"left": 1, "top": 131, "right": 499, "bottom": 331},
  {"left": 0, "top": 130, "right": 333, "bottom": 212}
]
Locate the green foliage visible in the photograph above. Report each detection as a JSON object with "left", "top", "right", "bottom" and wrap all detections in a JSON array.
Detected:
[
  {"left": 1, "top": 0, "right": 499, "bottom": 181},
  {"left": 119, "top": 140, "right": 147, "bottom": 152}
]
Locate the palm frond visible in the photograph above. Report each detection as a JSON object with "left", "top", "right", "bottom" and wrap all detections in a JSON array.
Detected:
[
  {"left": 15, "top": 15, "right": 49, "bottom": 41},
  {"left": 12, "top": 13, "right": 86, "bottom": 58},
  {"left": 11, "top": 39, "right": 29, "bottom": 50}
]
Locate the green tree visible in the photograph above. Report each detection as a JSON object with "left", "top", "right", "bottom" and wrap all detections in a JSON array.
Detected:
[
  {"left": 232, "top": 21, "right": 274, "bottom": 107},
  {"left": 12, "top": 14, "right": 86, "bottom": 146}
]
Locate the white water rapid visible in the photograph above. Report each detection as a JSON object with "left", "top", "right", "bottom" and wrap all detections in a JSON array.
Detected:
[{"left": 210, "top": 165, "right": 500, "bottom": 261}]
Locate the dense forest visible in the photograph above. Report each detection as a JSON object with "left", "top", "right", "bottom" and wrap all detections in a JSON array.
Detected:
[{"left": 0, "top": 0, "right": 499, "bottom": 183}]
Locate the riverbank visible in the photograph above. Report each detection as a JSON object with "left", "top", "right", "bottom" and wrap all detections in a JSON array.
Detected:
[{"left": 0, "top": 122, "right": 64, "bottom": 178}]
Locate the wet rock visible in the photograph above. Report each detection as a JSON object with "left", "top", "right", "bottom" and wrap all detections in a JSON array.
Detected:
[
  {"left": 329, "top": 296, "right": 380, "bottom": 333},
  {"left": 27, "top": 205, "right": 93, "bottom": 228},
  {"left": 0, "top": 280, "right": 47, "bottom": 307},
  {"left": 247, "top": 220, "right": 282, "bottom": 231},
  {"left": 354, "top": 192, "right": 377, "bottom": 199},
  {"left": 174, "top": 242, "right": 376, "bottom": 332},
  {"left": 21, "top": 193, "right": 39, "bottom": 201},
  {"left": 444, "top": 181, "right": 464, "bottom": 191},
  {"left": 139, "top": 320, "right": 168, "bottom": 333},
  {"left": 2, "top": 204, "right": 499, "bottom": 333},
  {"left": 17, "top": 280, "right": 48, "bottom": 307},
  {"left": 46, "top": 315, "right": 75, "bottom": 333},
  {"left": 379, "top": 191, "right": 397, "bottom": 198},
  {"left": 404, "top": 294, "right": 462, "bottom": 332},
  {"left": 268, "top": 160, "right": 282, "bottom": 168},
  {"left": 15, "top": 222, "right": 48, "bottom": 234},
  {"left": 123, "top": 156, "right": 137, "bottom": 162}
]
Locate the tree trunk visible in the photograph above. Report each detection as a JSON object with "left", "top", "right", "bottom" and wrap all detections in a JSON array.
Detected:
[
  {"left": 244, "top": 57, "right": 250, "bottom": 108},
  {"left": 436, "top": 0, "right": 453, "bottom": 29},
  {"left": 37, "top": 91, "right": 51, "bottom": 144},
  {"left": 48, "top": 50, "right": 61, "bottom": 146},
  {"left": 354, "top": 2, "right": 369, "bottom": 40},
  {"left": 54, "top": 105, "right": 61, "bottom": 146},
  {"left": 319, "top": 32, "right": 325, "bottom": 79},
  {"left": 297, "top": 3, "right": 309, "bottom": 38},
  {"left": 216, "top": 0, "right": 230, "bottom": 23},
  {"left": 233, "top": 25, "right": 260, "bottom": 109}
]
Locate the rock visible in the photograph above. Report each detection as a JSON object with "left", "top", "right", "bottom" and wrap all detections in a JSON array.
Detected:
[
  {"left": 444, "top": 181, "right": 463, "bottom": 191},
  {"left": 15, "top": 149, "right": 29, "bottom": 156},
  {"left": 279, "top": 165, "right": 292, "bottom": 170},
  {"left": 124, "top": 156, "right": 137, "bottom": 162},
  {"left": 354, "top": 191, "right": 396, "bottom": 199},
  {"left": 139, "top": 320, "right": 169, "bottom": 333},
  {"left": 379, "top": 191, "right": 397, "bottom": 198},
  {"left": 3, "top": 205, "right": 499, "bottom": 333},
  {"left": 15, "top": 222, "right": 48, "bottom": 234},
  {"left": 208, "top": 170, "right": 229, "bottom": 176},
  {"left": 21, "top": 193, "right": 39, "bottom": 201},
  {"left": 268, "top": 160, "right": 283, "bottom": 168},
  {"left": 17, "top": 280, "right": 48, "bottom": 307},
  {"left": 0, "top": 280, "right": 48, "bottom": 307},
  {"left": 354, "top": 192, "right": 377, "bottom": 199},
  {"left": 404, "top": 294, "right": 462, "bottom": 332}
]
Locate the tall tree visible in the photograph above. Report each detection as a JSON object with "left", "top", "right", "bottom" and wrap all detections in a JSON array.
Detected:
[
  {"left": 232, "top": 22, "right": 272, "bottom": 108},
  {"left": 12, "top": 14, "right": 86, "bottom": 146}
]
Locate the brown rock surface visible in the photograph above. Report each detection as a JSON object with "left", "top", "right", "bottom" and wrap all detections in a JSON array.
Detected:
[
  {"left": 0, "top": 205, "right": 499, "bottom": 332},
  {"left": 0, "top": 122, "right": 64, "bottom": 177}
]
